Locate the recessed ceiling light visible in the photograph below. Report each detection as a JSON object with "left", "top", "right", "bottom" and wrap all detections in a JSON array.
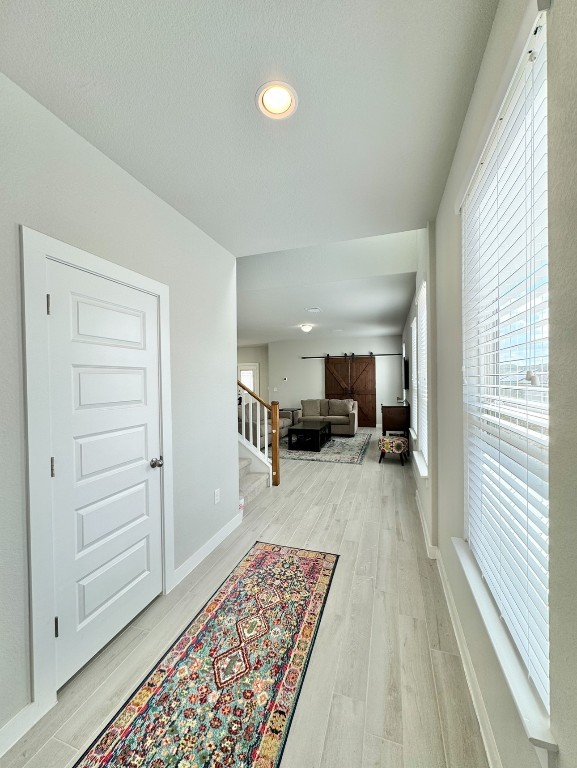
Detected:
[
  {"left": 300, "top": 324, "right": 313, "bottom": 333},
  {"left": 256, "top": 82, "right": 298, "bottom": 120},
  {"left": 305, "top": 307, "right": 322, "bottom": 313}
]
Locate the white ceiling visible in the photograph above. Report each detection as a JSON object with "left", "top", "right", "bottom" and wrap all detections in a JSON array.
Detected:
[
  {"left": 0, "top": 0, "right": 498, "bottom": 257},
  {"left": 237, "top": 231, "right": 419, "bottom": 345}
]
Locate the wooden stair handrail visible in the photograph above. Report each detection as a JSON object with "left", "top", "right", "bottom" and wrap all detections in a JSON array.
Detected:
[
  {"left": 237, "top": 380, "right": 280, "bottom": 487},
  {"left": 237, "top": 380, "right": 271, "bottom": 410},
  {"left": 270, "top": 402, "right": 280, "bottom": 487}
]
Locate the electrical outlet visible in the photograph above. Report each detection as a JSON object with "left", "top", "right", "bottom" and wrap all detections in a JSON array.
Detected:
[{"left": 214, "top": 488, "right": 220, "bottom": 504}]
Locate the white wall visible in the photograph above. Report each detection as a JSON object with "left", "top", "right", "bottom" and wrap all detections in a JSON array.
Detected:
[
  {"left": 0, "top": 75, "right": 239, "bottom": 729},
  {"left": 434, "top": 0, "right": 577, "bottom": 765},
  {"left": 547, "top": 2, "right": 577, "bottom": 765},
  {"left": 268, "top": 336, "right": 402, "bottom": 421},
  {"left": 237, "top": 345, "right": 269, "bottom": 399}
]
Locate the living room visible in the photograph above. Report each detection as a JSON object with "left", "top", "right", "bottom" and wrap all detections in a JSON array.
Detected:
[{"left": 236, "top": 228, "right": 425, "bottom": 421}]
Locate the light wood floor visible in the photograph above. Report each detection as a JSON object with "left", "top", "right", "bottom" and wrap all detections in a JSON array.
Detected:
[{"left": 4, "top": 433, "right": 489, "bottom": 768}]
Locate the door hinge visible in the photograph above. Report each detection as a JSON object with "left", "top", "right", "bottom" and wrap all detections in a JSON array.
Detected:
[
  {"left": 54, "top": 617, "right": 59, "bottom": 638},
  {"left": 46, "top": 294, "right": 51, "bottom": 315},
  {"left": 50, "top": 457, "right": 55, "bottom": 477}
]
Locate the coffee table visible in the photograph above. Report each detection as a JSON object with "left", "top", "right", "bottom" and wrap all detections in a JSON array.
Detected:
[{"left": 287, "top": 421, "right": 332, "bottom": 452}]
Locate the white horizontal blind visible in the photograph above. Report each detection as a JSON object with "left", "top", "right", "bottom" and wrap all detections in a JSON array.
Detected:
[
  {"left": 417, "top": 283, "right": 428, "bottom": 463},
  {"left": 462, "top": 21, "right": 549, "bottom": 708},
  {"left": 411, "top": 318, "right": 418, "bottom": 433}
]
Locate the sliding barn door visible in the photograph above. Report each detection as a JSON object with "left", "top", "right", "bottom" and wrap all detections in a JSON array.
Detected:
[
  {"left": 324, "top": 356, "right": 376, "bottom": 428},
  {"left": 350, "top": 356, "right": 376, "bottom": 427},
  {"left": 324, "top": 357, "right": 350, "bottom": 401}
]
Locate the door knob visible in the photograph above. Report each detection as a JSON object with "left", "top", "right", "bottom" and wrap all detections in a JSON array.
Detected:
[{"left": 150, "top": 456, "right": 164, "bottom": 468}]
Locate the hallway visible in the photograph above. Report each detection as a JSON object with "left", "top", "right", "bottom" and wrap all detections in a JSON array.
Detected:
[{"left": 5, "top": 435, "right": 489, "bottom": 768}]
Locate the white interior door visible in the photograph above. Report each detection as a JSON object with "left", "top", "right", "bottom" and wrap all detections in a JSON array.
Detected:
[
  {"left": 237, "top": 363, "right": 259, "bottom": 395},
  {"left": 48, "top": 260, "right": 163, "bottom": 687}
]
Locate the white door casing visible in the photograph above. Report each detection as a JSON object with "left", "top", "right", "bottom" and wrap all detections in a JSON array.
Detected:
[
  {"left": 48, "top": 261, "right": 163, "bottom": 687},
  {"left": 11, "top": 227, "right": 174, "bottom": 753}
]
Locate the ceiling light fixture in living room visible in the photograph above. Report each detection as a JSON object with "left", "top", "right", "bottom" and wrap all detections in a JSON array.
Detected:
[
  {"left": 305, "top": 306, "right": 322, "bottom": 313},
  {"left": 300, "top": 324, "right": 313, "bottom": 333}
]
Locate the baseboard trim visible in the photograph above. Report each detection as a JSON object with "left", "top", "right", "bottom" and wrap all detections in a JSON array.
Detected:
[
  {"left": 171, "top": 513, "right": 243, "bottom": 589},
  {"left": 436, "top": 554, "right": 504, "bottom": 768},
  {"left": 0, "top": 697, "right": 56, "bottom": 758},
  {"left": 415, "top": 490, "right": 438, "bottom": 559}
]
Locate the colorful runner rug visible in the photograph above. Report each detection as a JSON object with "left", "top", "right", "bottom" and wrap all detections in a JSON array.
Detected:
[{"left": 74, "top": 542, "right": 338, "bottom": 768}]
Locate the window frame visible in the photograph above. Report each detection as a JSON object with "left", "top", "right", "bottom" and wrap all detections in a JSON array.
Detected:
[{"left": 461, "top": 17, "right": 549, "bottom": 712}]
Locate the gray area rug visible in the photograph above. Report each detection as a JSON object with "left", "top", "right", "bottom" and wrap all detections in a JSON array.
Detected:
[{"left": 279, "top": 431, "right": 371, "bottom": 464}]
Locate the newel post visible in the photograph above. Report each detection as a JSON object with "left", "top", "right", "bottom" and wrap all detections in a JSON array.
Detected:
[{"left": 271, "top": 401, "right": 280, "bottom": 486}]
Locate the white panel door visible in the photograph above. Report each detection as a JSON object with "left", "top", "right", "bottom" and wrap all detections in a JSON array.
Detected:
[
  {"left": 237, "top": 363, "right": 259, "bottom": 395},
  {"left": 47, "top": 260, "right": 163, "bottom": 687}
]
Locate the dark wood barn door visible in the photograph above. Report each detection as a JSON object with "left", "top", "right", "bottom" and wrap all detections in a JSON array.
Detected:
[
  {"left": 324, "top": 355, "right": 376, "bottom": 428},
  {"left": 324, "top": 357, "right": 350, "bottom": 401},
  {"left": 350, "top": 356, "right": 376, "bottom": 427}
]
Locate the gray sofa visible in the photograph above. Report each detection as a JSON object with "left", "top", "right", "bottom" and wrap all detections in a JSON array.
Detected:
[
  {"left": 238, "top": 403, "right": 293, "bottom": 446},
  {"left": 297, "top": 398, "right": 358, "bottom": 436}
]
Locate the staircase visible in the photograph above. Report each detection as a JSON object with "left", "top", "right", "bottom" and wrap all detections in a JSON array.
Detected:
[
  {"left": 237, "top": 380, "right": 281, "bottom": 487},
  {"left": 239, "top": 456, "right": 269, "bottom": 509}
]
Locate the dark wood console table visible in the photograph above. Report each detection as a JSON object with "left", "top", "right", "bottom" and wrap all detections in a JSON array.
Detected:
[{"left": 381, "top": 403, "right": 410, "bottom": 443}]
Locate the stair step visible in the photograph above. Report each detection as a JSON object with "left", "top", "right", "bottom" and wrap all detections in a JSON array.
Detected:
[
  {"left": 239, "top": 457, "right": 251, "bottom": 481},
  {"left": 240, "top": 472, "right": 269, "bottom": 505}
]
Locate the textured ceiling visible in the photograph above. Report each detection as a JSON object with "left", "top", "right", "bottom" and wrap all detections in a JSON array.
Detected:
[
  {"left": 0, "top": 0, "right": 498, "bottom": 257},
  {"left": 237, "top": 231, "right": 419, "bottom": 345}
]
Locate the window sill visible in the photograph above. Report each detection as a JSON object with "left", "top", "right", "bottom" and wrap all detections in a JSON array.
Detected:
[
  {"left": 452, "top": 538, "right": 557, "bottom": 758},
  {"left": 412, "top": 451, "right": 428, "bottom": 478}
]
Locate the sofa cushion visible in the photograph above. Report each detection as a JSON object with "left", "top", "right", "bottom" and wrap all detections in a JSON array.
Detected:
[
  {"left": 320, "top": 399, "right": 329, "bottom": 416},
  {"left": 329, "top": 398, "right": 353, "bottom": 416},
  {"left": 327, "top": 415, "right": 350, "bottom": 425},
  {"left": 301, "top": 399, "right": 321, "bottom": 417}
]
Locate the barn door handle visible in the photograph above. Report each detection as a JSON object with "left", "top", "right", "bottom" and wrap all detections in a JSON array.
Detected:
[{"left": 150, "top": 456, "right": 164, "bottom": 468}]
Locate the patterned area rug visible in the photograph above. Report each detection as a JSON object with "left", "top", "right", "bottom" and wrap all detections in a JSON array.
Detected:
[
  {"left": 279, "top": 430, "right": 371, "bottom": 464},
  {"left": 74, "top": 542, "right": 338, "bottom": 768}
]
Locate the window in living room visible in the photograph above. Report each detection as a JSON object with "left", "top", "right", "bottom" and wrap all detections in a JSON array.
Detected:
[
  {"left": 411, "top": 317, "right": 418, "bottom": 436},
  {"left": 417, "top": 282, "right": 428, "bottom": 464},
  {"left": 462, "top": 19, "right": 549, "bottom": 709}
]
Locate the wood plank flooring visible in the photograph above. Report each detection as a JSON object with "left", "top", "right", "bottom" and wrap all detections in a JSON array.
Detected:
[{"left": 3, "top": 431, "right": 489, "bottom": 768}]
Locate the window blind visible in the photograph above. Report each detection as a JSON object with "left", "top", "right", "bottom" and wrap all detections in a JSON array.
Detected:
[
  {"left": 462, "top": 21, "right": 549, "bottom": 708},
  {"left": 411, "top": 318, "right": 418, "bottom": 434},
  {"left": 417, "top": 283, "right": 428, "bottom": 464}
]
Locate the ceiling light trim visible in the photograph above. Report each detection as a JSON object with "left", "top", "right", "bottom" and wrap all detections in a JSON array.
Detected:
[{"left": 256, "top": 81, "right": 298, "bottom": 120}]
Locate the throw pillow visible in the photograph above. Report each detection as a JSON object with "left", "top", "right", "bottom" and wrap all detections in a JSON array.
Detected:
[
  {"left": 301, "top": 399, "right": 321, "bottom": 417},
  {"left": 328, "top": 398, "right": 353, "bottom": 416}
]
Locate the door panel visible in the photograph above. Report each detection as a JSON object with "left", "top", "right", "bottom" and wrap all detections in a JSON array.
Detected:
[
  {"left": 78, "top": 539, "right": 150, "bottom": 623},
  {"left": 350, "top": 357, "right": 376, "bottom": 428},
  {"left": 77, "top": 482, "right": 148, "bottom": 551},
  {"left": 73, "top": 296, "right": 145, "bottom": 347},
  {"left": 75, "top": 367, "right": 146, "bottom": 409},
  {"left": 324, "top": 357, "right": 350, "bottom": 399},
  {"left": 48, "top": 260, "right": 163, "bottom": 687}
]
